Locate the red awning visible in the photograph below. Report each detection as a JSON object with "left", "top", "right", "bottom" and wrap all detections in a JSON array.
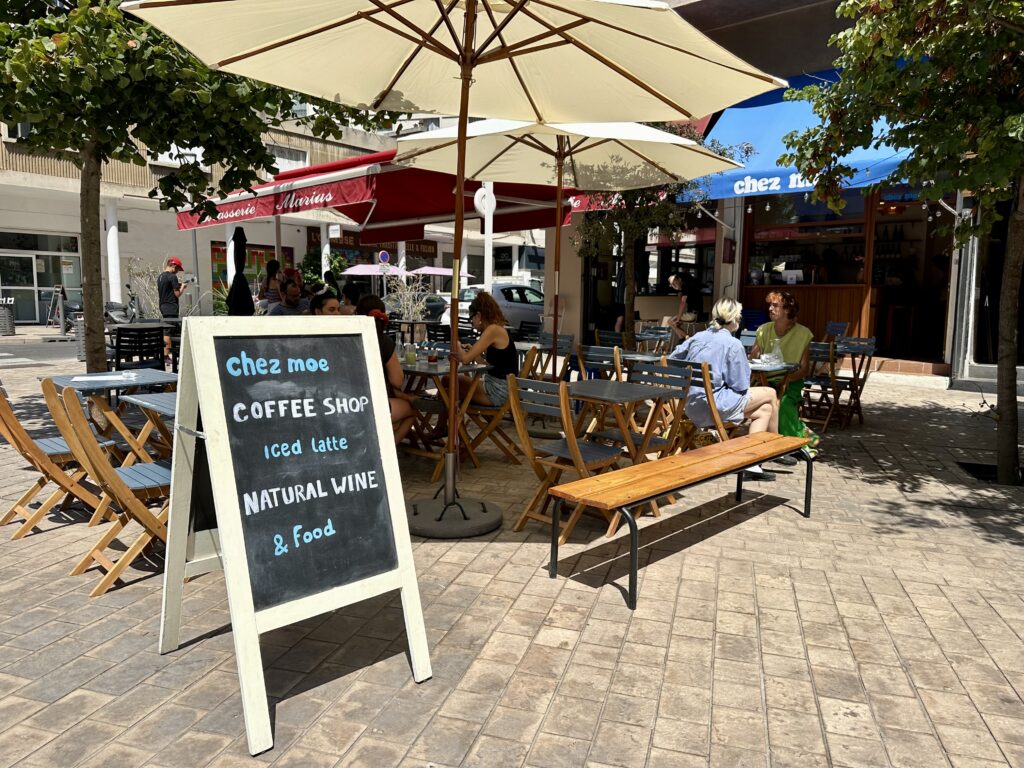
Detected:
[{"left": 176, "top": 149, "right": 572, "bottom": 242}]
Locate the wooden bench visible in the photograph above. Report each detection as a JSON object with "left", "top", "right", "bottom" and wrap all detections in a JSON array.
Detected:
[{"left": 548, "top": 433, "right": 813, "bottom": 608}]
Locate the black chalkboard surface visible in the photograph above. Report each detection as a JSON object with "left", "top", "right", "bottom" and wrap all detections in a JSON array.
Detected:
[{"left": 213, "top": 334, "right": 398, "bottom": 611}]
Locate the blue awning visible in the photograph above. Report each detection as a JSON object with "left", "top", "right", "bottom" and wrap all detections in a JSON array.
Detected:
[{"left": 684, "top": 72, "right": 910, "bottom": 201}]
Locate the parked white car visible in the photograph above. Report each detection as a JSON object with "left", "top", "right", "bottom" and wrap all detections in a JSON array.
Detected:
[{"left": 440, "top": 282, "right": 545, "bottom": 331}]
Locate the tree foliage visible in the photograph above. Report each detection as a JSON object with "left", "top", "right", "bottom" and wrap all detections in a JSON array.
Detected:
[
  {"left": 781, "top": 0, "right": 1024, "bottom": 484},
  {"left": 780, "top": 0, "right": 1023, "bottom": 233}
]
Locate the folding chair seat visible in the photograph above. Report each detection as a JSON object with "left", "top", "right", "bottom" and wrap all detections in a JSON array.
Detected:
[
  {"left": 508, "top": 377, "right": 622, "bottom": 544},
  {"left": 58, "top": 386, "right": 170, "bottom": 597},
  {"left": 595, "top": 329, "right": 629, "bottom": 349},
  {"left": 465, "top": 346, "right": 537, "bottom": 464}
]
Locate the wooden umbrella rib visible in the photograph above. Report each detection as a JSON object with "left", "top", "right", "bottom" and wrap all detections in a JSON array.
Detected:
[
  {"left": 472, "top": 0, "right": 528, "bottom": 60},
  {"left": 134, "top": 0, "right": 233, "bottom": 9},
  {"left": 527, "top": 0, "right": 782, "bottom": 87},
  {"left": 478, "top": 0, "right": 544, "bottom": 123},
  {"left": 432, "top": 0, "right": 463, "bottom": 54},
  {"left": 516, "top": 4, "right": 694, "bottom": 119},
  {"left": 394, "top": 138, "right": 462, "bottom": 164},
  {"left": 477, "top": 39, "right": 571, "bottom": 66},
  {"left": 366, "top": 0, "right": 459, "bottom": 59},
  {"left": 371, "top": 0, "right": 462, "bottom": 110},
  {"left": 475, "top": 18, "right": 586, "bottom": 64},
  {"left": 512, "top": 134, "right": 556, "bottom": 156}
]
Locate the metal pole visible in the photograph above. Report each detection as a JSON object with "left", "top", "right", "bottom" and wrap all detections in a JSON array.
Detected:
[{"left": 550, "top": 141, "right": 565, "bottom": 379}]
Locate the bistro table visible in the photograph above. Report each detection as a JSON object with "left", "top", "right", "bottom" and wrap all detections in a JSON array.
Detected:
[
  {"left": 400, "top": 358, "right": 490, "bottom": 480},
  {"left": 570, "top": 379, "right": 687, "bottom": 463},
  {"left": 45, "top": 369, "right": 178, "bottom": 464}
]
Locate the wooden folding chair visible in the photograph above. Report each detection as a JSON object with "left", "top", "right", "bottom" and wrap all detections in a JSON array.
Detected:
[
  {"left": 58, "top": 386, "right": 171, "bottom": 596},
  {"left": 508, "top": 376, "right": 622, "bottom": 544},
  {"left": 801, "top": 341, "right": 841, "bottom": 433},
  {"left": 465, "top": 346, "right": 537, "bottom": 463},
  {"left": 665, "top": 359, "right": 735, "bottom": 447},
  {"left": 533, "top": 332, "right": 574, "bottom": 382},
  {"left": 0, "top": 386, "right": 104, "bottom": 539},
  {"left": 835, "top": 336, "right": 876, "bottom": 427}
]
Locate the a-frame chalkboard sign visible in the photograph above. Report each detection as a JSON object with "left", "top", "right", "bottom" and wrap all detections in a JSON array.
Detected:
[{"left": 160, "top": 317, "right": 431, "bottom": 755}]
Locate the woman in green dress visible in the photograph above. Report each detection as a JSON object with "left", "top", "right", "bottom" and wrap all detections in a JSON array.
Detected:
[{"left": 751, "top": 291, "right": 818, "bottom": 453}]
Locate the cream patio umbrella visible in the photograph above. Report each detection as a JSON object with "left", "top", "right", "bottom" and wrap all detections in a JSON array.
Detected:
[
  {"left": 395, "top": 119, "right": 741, "bottom": 374},
  {"left": 122, "top": 0, "right": 785, "bottom": 526}
]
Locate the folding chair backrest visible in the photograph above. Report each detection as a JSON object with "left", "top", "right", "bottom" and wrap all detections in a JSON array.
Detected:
[
  {"left": 517, "top": 320, "right": 541, "bottom": 342},
  {"left": 457, "top": 318, "right": 479, "bottom": 343},
  {"left": 740, "top": 329, "right": 758, "bottom": 352},
  {"left": 41, "top": 379, "right": 105, "bottom": 481},
  {"left": 823, "top": 320, "right": 850, "bottom": 342},
  {"left": 536, "top": 332, "right": 574, "bottom": 379},
  {"left": 836, "top": 336, "right": 876, "bottom": 386},
  {"left": 507, "top": 375, "right": 562, "bottom": 473},
  {"left": 0, "top": 385, "right": 52, "bottom": 470},
  {"left": 577, "top": 345, "right": 619, "bottom": 380},
  {"left": 426, "top": 323, "right": 449, "bottom": 342},
  {"left": 60, "top": 386, "right": 166, "bottom": 539},
  {"left": 595, "top": 329, "right": 627, "bottom": 349},
  {"left": 665, "top": 358, "right": 729, "bottom": 441},
  {"left": 113, "top": 325, "right": 165, "bottom": 371},
  {"left": 807, "top": 341, "right": 836, "bottom": 374},
  {"left": 627, "top": 362, "right": 692, "bottom": 393},
  {"left": 518, "top": 345, "right": 539, "bottom": 378},
  {"left": 558, "top": 381, "right": 597, "bottom": 475}
]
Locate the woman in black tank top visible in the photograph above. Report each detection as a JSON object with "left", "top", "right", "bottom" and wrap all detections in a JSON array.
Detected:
[{"left": 428, "top": 290, "right": 517, "bottom": 439}]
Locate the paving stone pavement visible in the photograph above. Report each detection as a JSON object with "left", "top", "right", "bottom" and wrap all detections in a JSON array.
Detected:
[{"left": 0, "top": 353, "right": 1022, "bottom": 768}]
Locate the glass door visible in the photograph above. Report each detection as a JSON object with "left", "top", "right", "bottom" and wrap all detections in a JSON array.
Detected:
[{"left": 0, "top": 254, "right": 38, "bottom": 322}]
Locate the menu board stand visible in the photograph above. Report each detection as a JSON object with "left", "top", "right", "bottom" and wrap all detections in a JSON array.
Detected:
[{"left": 159, "top": 317, "right": 431, "bottom": 755}]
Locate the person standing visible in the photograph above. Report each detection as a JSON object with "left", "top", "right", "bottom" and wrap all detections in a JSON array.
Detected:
[{"left": 157, "top": 257, "right": 187, "bottom": 361}]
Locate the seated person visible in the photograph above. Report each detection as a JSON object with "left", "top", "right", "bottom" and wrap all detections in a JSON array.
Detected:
[
  {"left": 340, "top": 281, "right": 361, "bottom": 316},
  {"left": 428, "top": 291, "right": 518, "bottom": 441},
  {"left": 669, "top": 298, "right": 779, "bottom": 479},
  {"left": 356, "top": 295, "right": 418, "bottom": 444},
  {"left": 750, "top": 290, "right": 816, "bottom": 455},
  {"left": 267, "top": 279, "right": 306, "bottom": 316},
  {"left": 310, "top": 291, "right": 340, "bottom": 315}
]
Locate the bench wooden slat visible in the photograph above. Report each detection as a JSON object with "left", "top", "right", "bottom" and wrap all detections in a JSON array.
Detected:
[{"left": 550, "top": 434, "right": 808, "bottom": 510}]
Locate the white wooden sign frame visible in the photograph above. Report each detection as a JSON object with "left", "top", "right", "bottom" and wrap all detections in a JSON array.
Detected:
[{"left": 159, "top": 316, "right": 431, "bottom": 755}]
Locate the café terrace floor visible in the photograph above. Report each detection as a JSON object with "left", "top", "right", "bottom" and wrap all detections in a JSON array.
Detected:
[{"left": 0, "top": 350, "right": 1022, "bottom": 768}]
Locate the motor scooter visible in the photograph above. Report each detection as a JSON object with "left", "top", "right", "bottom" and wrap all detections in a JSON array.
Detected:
[{"left": 104, "top": 283, "right": 142, "bottom": 325}]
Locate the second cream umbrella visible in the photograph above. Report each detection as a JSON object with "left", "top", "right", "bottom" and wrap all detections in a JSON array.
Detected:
[{"left": 396, "top": 119, "right": 741, "bottom": 373}]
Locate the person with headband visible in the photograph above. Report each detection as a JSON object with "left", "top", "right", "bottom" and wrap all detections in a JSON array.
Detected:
[
  {"left": 669, "top": 297, "right": 780, "bottom": 480},
  {"left": 751, "top": 290, "right": 817, "bottom": 459},
  {"left": 356, "top": 295, "right": 418, "bottom": 445}
]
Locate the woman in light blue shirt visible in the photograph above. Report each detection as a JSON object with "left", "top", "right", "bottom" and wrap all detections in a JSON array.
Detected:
[{"left": 669, "top": 298, "right": 779, "bottom": 436}]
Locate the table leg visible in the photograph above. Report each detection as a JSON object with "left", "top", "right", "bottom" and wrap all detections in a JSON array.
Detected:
[{"left": 89, "top": 395, "right": 154, "bottom": 465}]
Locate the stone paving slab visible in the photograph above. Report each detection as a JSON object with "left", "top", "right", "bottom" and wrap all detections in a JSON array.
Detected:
[{"left": 0, "top": 355, "right": 1022, "bottom": 767}]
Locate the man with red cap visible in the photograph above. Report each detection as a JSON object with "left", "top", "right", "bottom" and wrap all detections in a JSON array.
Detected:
[{"left": 158, "top": 257, "right": 187, "bottom": 361}]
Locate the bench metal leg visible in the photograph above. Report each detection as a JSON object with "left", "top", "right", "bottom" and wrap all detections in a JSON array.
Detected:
[
  {"left": 620, "top": 506, "right": 638, "bottom": 610},
  {"left": 549, "top": 498, "right": 561, "bottom": 578},
  {"left": 800, "top": 453, "right": 814, "bottom": 518},
  {"left": 735, "top": 471, "right": 743, "bottom": 501}
]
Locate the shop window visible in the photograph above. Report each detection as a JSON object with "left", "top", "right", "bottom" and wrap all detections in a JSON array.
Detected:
[
  {"left": 266, "top": 143, "right": 308, "bottom": 173},
  {"left": 0, "top": 231, "right": 78, "bottom": 253}
]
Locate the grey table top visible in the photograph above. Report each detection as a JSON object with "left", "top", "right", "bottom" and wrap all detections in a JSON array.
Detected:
[
  {"left": 119, "top": 392, "right": 177, "bottom": 418},
  {"left": 570, "top": 379, "right": 687, "bottom": 403},
  {"left": 45, "top": 369, "right": 178, "bottom": 394},
  {"left": 619, "top": 351, "right": 663, "bottom": 363}
]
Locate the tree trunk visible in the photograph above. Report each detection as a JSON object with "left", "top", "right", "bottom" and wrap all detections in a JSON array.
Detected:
[
  {"left": 996, "top": 177, "right": 1024, "bottom": 485},
  {"left": 80, "top": 140, "right": 106, "bottom": 373}
]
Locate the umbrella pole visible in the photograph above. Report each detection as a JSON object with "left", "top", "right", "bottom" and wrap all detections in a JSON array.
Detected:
[
  {"left": 410, "top": 0, "right": 501, "bottom": 538},
  {"left": 550, "top": 140, "right": 565, "bottom": 379}
]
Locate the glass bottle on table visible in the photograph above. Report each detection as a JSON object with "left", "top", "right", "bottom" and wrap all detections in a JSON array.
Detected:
[{"left": 770, "top": 338, "right": 783, "bottom": 366}]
